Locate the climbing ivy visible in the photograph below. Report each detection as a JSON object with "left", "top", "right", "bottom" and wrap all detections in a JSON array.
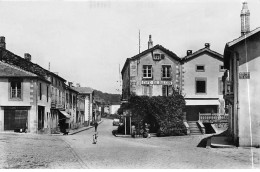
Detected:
[{"left": 118, "top": 88, "right": 186, "bottom": 136}]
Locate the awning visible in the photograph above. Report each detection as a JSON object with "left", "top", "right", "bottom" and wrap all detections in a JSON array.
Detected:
[
  {"left": 59, "top": 110, "right": 71, "bottom": 119},
  {"left": 185, "top": 100, "right": 220, "bottom": 106}
]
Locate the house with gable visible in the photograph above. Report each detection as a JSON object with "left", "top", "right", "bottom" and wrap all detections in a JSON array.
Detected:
[
  {"left": 223, "top": 2, "right": 260, "bottom": 147},
  {"left": 121, "top": 35, "right": 182, "bottom": 100},
  {"left": 0, "top": 36, "right": 69, "bottom": 134},
  {"left": 181, "top": 44, "right": 225, "bottom": 120}
]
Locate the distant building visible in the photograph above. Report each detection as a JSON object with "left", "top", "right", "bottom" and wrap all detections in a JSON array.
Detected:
[
  {"left": 65, "top": 83, "right": 78, "bottom": 129},
  {"left": 121, "top": 35, "right": 182, "bottom": 100},
  {"left": 223, "top": 2, "right": 260, "bottom": 147},
  {"left": 181, "top": 43, "right": 224, "bottom": 121},
  {"left": 110, "top": 104, "right": 120, "bottom": 115},
  {"left": 72, "top": 87, "right": 94, "bottom": 126}
]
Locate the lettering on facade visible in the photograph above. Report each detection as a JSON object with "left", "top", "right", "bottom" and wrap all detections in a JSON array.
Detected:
[
  {"left": 141, "top": 80, "right": 172, "bottom": 85},
  {"left": 239, "top": 72, "right": 250, "bottom": 79}
]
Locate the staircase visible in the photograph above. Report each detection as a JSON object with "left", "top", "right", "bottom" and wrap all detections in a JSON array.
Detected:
[{"left": 187, "top": 121, "right": 203, "bottom": 135}]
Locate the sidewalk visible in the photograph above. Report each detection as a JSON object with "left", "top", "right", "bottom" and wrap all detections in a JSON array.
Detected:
[{"left": 51, "top": 120, "right": 103, "bottom": 136}]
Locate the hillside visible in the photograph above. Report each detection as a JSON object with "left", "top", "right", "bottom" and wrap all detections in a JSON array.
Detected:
[{"left": 93, "top": 89, "right": 121, "bottom": 105}]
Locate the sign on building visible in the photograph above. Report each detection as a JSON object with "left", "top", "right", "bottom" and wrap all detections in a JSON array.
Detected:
[{"left": 239, "top": 72, "right": 250, "bottom": 79}]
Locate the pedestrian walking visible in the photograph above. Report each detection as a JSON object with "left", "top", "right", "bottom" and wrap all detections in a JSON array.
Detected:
[
  {"left": 94, "top": 121, "right": 98, "bottom": 132},
  {"left": 93, "top": 132, "right": 98, "bottom": 144}
]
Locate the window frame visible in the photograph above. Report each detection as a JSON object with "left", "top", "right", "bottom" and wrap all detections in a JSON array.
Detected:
[
  {"left": 142, "top": 65, "right": 153, "bottom": 79},
  {"left": 162, "top": 65, "right": 171, "bottom": 79},
  {"left": 218, "top": 77, "right": 224, "bottom": 95},
  {"left": 195, "top": 77, "right": 207, "bottom": 94},
  {"left": 9, "top": 78, "right": 23, "bottom": 101},
  {"left": 196, "top": 65, "right": 205, "bottom": 72},
  {"left": 219, "top": 65, "right": 225, "bottom": 72}
]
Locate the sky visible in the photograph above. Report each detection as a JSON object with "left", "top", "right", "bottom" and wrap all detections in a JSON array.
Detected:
[{"left": 0, "top": 0, "right": 260, "bottom": 94}]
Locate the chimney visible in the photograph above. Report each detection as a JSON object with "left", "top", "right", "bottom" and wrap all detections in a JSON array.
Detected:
[
  {"left": 241, "top": 2, "right": 250, "bottom": 35},
  {"left": 205, "top": 43, "right": 210, "bottom": 49},
  {"left": 76, "top": 83, "right": 81, "bottom": 87},
  {"left": 0, "top": 36, "right": 6, "bottom": 49},
  {"left": 68, "top": 82, "right": 73, "bottom": 87},
  {"left": 24, "top": 53, "right": 31, "bottom": 61},
  {"left": 187, "top": 50, "right": 192, "bottom": 56},
  {"left": 148, "top": 35, "right": 153, "bottom": 49}
]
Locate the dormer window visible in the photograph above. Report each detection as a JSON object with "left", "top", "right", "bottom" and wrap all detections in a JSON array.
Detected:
[
  {"left": 196, "top": 65, "right": 205, "bottom": 72},
  {"left": 143, "top": 65, "right": 152, "bottom": 79}
]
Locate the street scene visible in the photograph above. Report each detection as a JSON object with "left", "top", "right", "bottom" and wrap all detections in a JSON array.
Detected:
[
  {"left": 0, "top": 118, "right": 259, "bottom": 169},
  {"left": 0, "top": 0, "right": 260, "bottom": 169}
]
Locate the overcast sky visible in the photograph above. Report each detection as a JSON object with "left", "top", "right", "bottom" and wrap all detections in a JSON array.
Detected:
[{"left": 1, "top": 0, "right": 260, "bottom": 94}]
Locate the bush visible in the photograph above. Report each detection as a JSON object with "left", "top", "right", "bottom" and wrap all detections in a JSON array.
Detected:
[{"left": 119, "top": 88, "right": 186, "bottom": 136}]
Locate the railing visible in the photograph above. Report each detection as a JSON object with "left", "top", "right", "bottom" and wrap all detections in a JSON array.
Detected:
[{"left": 199, "top": 113, "right": 228, "bottom": 123}]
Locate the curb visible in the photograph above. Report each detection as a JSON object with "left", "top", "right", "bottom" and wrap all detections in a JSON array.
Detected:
[{"left": 69, "top": 120, "right": 103, "bottom": 135}]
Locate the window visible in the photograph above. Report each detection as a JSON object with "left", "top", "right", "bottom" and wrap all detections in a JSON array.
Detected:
[
  {"left": 196, "top": 65, "right": 205, "bottom": 72},
  {"left": 219, "top": 65, "right": 225, "bottom": 72},
  {"left": 10, "top": 80, "right": 22, "bottom": 99},
  {"left": 143, "top": 85, "right": 153, "bottom": 96},
  {"left": 196, "top": 78, "right": 207, "bottom": 94},
  {"left": 39, "top": 83, "right": 42, "bottom": 100},
  {"left": 162, "top": 65, "right": 171, "bottom": 78},
  {"left": 142, "top": 65, "right": 152, "bottom": 78},
  {"left": 219, "top": 77, "right": 224, "bottom": 95},
  {"left": 47, "top": 86, "right": 49, "bottom": 102},
  {"left": 162, "top": 85, "right": 172, "bottom": 96}
]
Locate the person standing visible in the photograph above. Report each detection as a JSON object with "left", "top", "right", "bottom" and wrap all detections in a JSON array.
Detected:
[{"left": 94, "top": 121, "right": 98, "bottom": 132}]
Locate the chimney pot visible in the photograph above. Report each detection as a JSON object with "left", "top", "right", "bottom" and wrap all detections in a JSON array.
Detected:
[
  {"left": 76, "top": 83, "right": 81, "bottom": 87},
  {"left": 68, "top": 82, "right": 73, "bottom": 87},
  {"left": 0, "top": 36, "right": 6, "bottom": 49},
  {"left": 148, "top": 35, "right": 153, "bottom": 49},
  {"left": 187, "top": 50, "right": 192, "bottom": 56},
  {"left": 24, "top": 53, "right": 31, "bottom": 61},
  {"left": 205, "top": 43, "right": 210, "bottom": 48}
]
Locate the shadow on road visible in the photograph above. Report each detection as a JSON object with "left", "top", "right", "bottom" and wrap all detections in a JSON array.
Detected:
[{"left": 197, "top": 136, "right": 212, "bottom": 148}]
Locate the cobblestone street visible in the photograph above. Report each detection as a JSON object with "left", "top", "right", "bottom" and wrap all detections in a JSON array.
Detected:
[
  {"left": 0, "top": 118, "right": 259, "bottom": 169},
  {"left": 0, "top": 133, "right": 83, "bottom": 169}
]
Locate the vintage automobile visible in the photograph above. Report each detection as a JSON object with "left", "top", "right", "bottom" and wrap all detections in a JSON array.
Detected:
[{"left": 113, "top": 118, "right": 120, "bottom": 126}]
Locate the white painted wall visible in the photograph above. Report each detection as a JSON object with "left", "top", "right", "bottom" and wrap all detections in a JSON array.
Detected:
[
  {"left": 238, "top": 56, "right": 260, "bottom": 146},
  {"left": 183, "top": 53, "right": 224, "bottom": 99}
]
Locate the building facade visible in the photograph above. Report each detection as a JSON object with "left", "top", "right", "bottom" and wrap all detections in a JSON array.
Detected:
[
  {"left": 181, "top": 44, "right": 225, "bottom": 121},
  {"left": 223, "top": 2, "right": 260, "bottom": 147},
  {"left": 72, "top": 87, "right": 94, "bottom": 126},
  {"left": 121, "top": 35, "right": 182, "bottom": 100},
  {"left": 0, "top": 40, "right": 52, "bottom": 133}
]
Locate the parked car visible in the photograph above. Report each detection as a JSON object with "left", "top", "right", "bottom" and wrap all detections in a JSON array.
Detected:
[{"left": 113, "top": 119, "right": 120, "bottom": 126}]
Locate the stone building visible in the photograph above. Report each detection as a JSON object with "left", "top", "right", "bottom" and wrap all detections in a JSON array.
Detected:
[
  {"left": 72, "top": 87, "right": 94, "bottom": 126},
  {"left": 223, "top": 2, "right": 260, "bottom": 147},
  {"left": 121, "top": 35, "right": 182, "bottom": 100},
  {"left": 181, "top": 44, "right": 224, "bottom": 122},
  {"left": 0, "top": 38, "right": 52, "bottom": 133}
]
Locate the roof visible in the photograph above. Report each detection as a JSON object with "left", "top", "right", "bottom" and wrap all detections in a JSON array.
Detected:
[
  {"left": 227, "top": 27, "right": 260, "bottom": 47},
  {"left": 121, "top": 44, "right": 181, "bottom": 75},
  {"left": 224, "top": 27, "right": 260, "bottom": 68},
  {"left": 0, "top": 61, "right": 37, "bottom": 77},
  {"left": 0, "top": 47, "right": 66, "bottom": 82},
  {"left": 182, "top": 47, "right": 223, "bottom": 63},
  {"left": 72, "top": 87, "right": 94, "bottom": 94}
]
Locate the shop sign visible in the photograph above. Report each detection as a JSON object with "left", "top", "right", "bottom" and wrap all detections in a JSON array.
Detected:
[
  {"left": 239, "top": 72, "right": 250, "bottom": 79},
  {"left": 141, "top": 80, "right": 172, "bottom": 85}
]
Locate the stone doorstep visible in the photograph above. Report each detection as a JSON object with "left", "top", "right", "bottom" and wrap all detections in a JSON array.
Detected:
[{"left": 209, "top": 136, "right": 236, "bottom": 148}]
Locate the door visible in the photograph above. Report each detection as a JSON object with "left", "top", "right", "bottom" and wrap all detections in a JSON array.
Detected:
[
  {"left": 38, "top": 106, "right": 45, "bottom": 130},
  {"left": 4, "top": 109, "right": 28, "bottom": 130}
]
